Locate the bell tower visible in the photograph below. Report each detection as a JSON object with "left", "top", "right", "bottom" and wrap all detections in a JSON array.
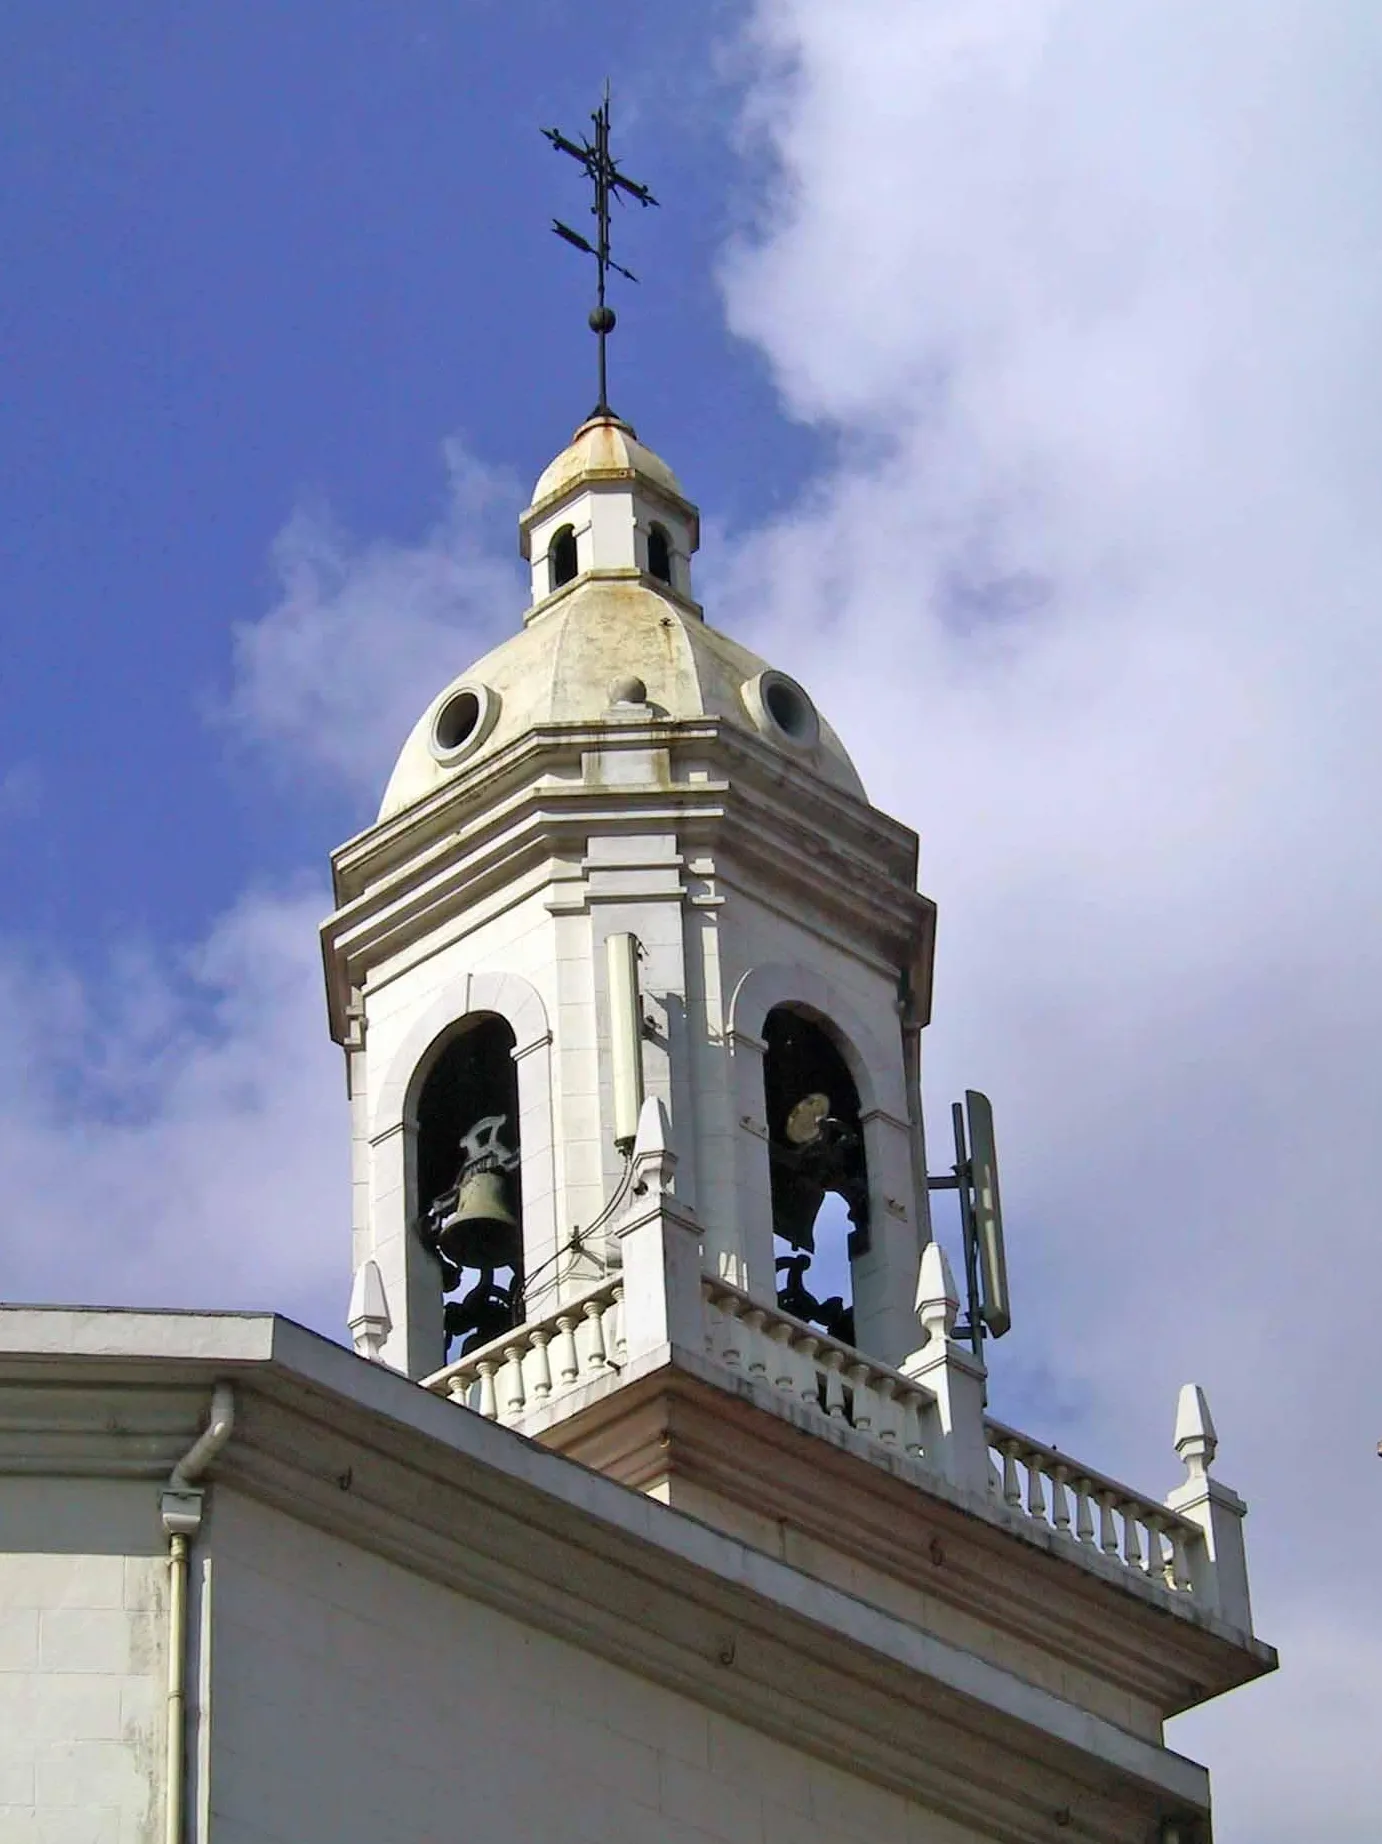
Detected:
[
  {"left": 322, "top": 413, "right": 1271, "bottom": 1843},
  {"left": 323, "top": 412, "right": 937, "bottom": 1384}
]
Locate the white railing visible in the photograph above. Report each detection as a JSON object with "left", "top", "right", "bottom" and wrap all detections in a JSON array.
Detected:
[
  {"left": 422, "top": 1278, "right": 624, "bottom": 1424},
  {"left": 701, "top": 1277, "right": 936, "bottom": 1462},
  {"left": 986, "top": 1418, "right": 1200, "bottom": 1597},
  {"left": 417, "top": 1250, "right": 1240, "bottom": 1624}
]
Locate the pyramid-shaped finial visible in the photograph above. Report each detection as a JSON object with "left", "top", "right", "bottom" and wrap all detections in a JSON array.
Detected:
[
  {"left": 347, "top": 1260, "right": 392, "bottom": 1363},
  {"left": 915, "top": 1239, "right": 960, "bottom": 1346},
  {"left": 1173, "top": 1382, "right": 1218, "bottom": 1481},
  {"left": 630, "top": 1094, "right": 677, "bottom": 1197}
]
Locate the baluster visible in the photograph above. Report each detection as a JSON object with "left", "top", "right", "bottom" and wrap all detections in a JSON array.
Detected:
[
  {"left": 741, "top": 1307, "right": 769, "bottom": 1380},
  {"left": 554, "top": 1314, "right": 580, "bottom": 1388},
  {"left": 582, "top": 1298, "right": 609, "bottom": 1374},
  {"left": 848, "top": 1361, "right": 875, "bottom": 1434},
  {"left": 874, "top": 1375, "right": 900, "bottom": 1446},
  {"left": 501, "top": 1344, "right": 527, "bottom": 1421},
  {"left": 796, "top": 1336, "right": 821, "bottom": 1406},
  {"left": 769, "top": 1321, "right": 797, "bottom": 1398},
  {"left": 446, "top": 1370, "right": 473, "bottom": 1408},
  {"left": 822, "top": 1348, "right": 847, "bottom": 1418},
  {"left": 701, "top": 1282, "right": 717, "bottom": 1357},
  {"left": 899, "top": 1390, "right": 926, "bottom": 1458},
  {"left": 1136, "top": 1512, "right": 1158, "bottom": 1585},
  {"left": 609, "top": 1285, "right": 627, "bottom": 1366},
  {"left": 1001, "top": 1442, "right": 1023, "bottom": 1510},
  {"left": 1025, "top": 1452, "right": 1048, "bottom": 1524},
  {"left": 719, "top": 1297, "right": 744, "bottom": 1370},
  {"left": 595, "top": 1291, "right": 617, "bottom": 1370},
  {"left": 528, "top": 1329, "right": 553, "bottom": 1403},
  {"left": 1049, "top": 1463, "right": 1072, "bottom": 1538},
  {"left": 477, "top": 1360, "right": 499, "bottom": 1421},
  {"left": 1168, "top": 1521, "right": 1194, "bottom": 1592},
  {"left": 1074, "top": 1477, "right": 1095, "bottom": 1546},
  {"left": 1120, "top": 1502, "right": 1143, "bottom": 1572},
  {"left": 1097, "top": 1490, "right": 1119, "bottom": 1556}
]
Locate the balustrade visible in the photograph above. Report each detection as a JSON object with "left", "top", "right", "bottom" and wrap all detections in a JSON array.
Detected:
[
  {"left": 987, "top": 1419, "right": 1198, "bottom": 1597},
  {"left": 423, "top": 1278, "right": 625, "bottom": 1426},
  {"left": 422, "top": 1261, "right": 1240, "bottom": 1630},
  {"left": 701, "top": 1278, "right": 935, "bottom": 1462}
]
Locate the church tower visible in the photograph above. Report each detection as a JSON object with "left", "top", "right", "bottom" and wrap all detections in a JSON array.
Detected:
[{"left": 325, "top": 411, "right": 936, "bottom": 1392}]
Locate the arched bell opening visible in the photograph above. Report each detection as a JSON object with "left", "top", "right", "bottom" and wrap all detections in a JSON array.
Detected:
[
  {"left": 646, "top": 521, "right": 672, "bottom": 585},
  {"left": 549, "top": 523, "right": 578, "bottom": 590},
  {"left": 414, "top": 1013, "right": 525, "bottom": 1361},
  {"left": 763, "top": 1005, "right": 870, "bottom": 1348}
]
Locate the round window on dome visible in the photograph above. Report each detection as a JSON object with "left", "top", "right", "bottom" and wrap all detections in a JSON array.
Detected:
[
  {"left": 430, "top": 682, "right": 499, "bottom": 765},
  {"left": 743, "top": 670, "right": 820, "bottom": 752}
]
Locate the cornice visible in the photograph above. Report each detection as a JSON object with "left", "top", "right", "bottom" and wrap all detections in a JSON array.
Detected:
[
  {"left": 332, "top": 717, "right": 918, "bottom": 901},
  {"left": 322, "top": 727, "right": 933, "bottom": 1043},
  {"left": 532, "top": 1359, "right": 1273, "bottom": 1722}
]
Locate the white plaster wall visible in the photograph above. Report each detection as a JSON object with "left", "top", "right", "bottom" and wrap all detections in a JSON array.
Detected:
[
  {"left": 0, "top": 1478, "right": 167, "bottom": 1844},
  {"left": 202, "top": 1488, "right": 985, "bottom": 1844}
]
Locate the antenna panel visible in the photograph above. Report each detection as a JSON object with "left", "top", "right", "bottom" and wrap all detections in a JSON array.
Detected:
[
  {"left": 966, "top": 1090, "right": 1011, "bottom": 1337},
  {"left": 607, "top": 933, "right": 646, "bottom": 1150}
]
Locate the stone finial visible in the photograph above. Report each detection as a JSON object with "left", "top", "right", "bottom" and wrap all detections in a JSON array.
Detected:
[
  {"left": 1174, "top": 1382, "right": 1218, "bottom": 1481},
  {"left": 347, "top": 1260, "right": 392, "bottom": 1363},
  {"left": 914, "top": 1239, "right": 960, "bottom": 1346},
  {"left": 629, "top": 1094, "right": 678, "bottom": 1197}
]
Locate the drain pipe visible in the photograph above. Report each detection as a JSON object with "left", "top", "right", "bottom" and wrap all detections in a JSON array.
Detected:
[{"left": 160, "top": 1383, "right": 235, "bottom": 1844}]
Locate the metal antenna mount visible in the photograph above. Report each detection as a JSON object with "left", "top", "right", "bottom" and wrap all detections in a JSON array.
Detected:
[{"left": 542, "top": 81, "right": 659, "bottom": 419}]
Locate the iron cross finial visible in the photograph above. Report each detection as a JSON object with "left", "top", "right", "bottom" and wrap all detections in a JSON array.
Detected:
[{"left": 542, "top": 82, "right": 659, "bottom": 420}]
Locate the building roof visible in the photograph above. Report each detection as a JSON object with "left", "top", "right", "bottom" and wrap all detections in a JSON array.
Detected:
[
  {"left": 527, "top": 413, "right": 686, "bottom": 515},
  {"left": 378, "top": 578, "right": 867, "bottom": 819}
]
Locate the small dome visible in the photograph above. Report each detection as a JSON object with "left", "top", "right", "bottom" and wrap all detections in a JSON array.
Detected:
[
  {"left": 528, "top": 415, "right": 685, "bottom": 519},
  {"left": 378, "top": 577, "right": 867, "bottom": 820}
]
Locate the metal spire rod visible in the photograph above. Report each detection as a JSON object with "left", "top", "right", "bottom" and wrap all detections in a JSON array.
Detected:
[{"left": 543, "top": 81, "right": 658, "bottom": 419}]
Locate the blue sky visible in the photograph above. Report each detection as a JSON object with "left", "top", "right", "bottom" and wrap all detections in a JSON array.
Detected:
[
  {"left": 1, "top": 3, "right": 816, "bottom": 954},
  {"left": 3, "top": 8, "right": 1381, "bottom": 1834}
]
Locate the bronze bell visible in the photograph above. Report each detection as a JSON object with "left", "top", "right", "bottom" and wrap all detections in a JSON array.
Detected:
[{"left": 436, "top": 1164, "right": 521, "bottom": 1271}]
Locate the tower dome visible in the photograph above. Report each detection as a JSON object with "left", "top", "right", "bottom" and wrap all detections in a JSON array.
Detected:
[{"left": 378, "top": 415, "right": 866, "bottom": 819}]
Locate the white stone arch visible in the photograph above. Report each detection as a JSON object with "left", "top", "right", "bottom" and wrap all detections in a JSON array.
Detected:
[
  {"left": 726, "top": 960, "right": 920, "bottom": 1368},
  {"left": 373, "top": 970, "right": 552, "bottom": 1138},
  {"left": 726, "top": 961, "right": 907, "bottom": 1121},
  {"left": 368, "top": 971, "right": 557, "bottom": 1376}
]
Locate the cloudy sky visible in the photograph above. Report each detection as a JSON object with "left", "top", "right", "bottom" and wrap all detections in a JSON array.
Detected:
[{"left": 2, "top": 5, "right": 1377, "bottom": 1834}]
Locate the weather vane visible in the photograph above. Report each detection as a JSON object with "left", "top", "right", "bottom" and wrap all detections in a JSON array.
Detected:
[{"left": 543, "top": 82, "right": 658, "bottom": 420}]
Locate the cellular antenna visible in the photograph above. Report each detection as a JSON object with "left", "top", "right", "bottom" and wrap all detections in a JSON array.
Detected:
[
  {"left": 927, "top": 1089, "right": 1012, "bottom": 1362},
  {"left": 542, "top": 81, "right": 659, "bottom": 419}
]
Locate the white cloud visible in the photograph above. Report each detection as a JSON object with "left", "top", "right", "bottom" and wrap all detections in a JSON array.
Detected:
[
  {"left": 718, "top": 2, "right": 1382, "bottom": 1833},
  {"left": 224, "top": 440, "right": 525, "bottom": 802},
  {"left": 0, "top": 885, "right": 347, "bottom": 1334}
]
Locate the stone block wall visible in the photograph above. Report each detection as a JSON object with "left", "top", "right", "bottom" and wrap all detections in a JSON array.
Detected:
[
  {"left": 0, "top": 1478, "right": 167, "bottom": 1844},
  {"left": 203, "top": 1488, "right": 985, "bottom": 1844}
]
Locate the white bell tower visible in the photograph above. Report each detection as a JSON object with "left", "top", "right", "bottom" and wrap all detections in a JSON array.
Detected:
[{"left": 323, "top": 413, "right": 936, "bottom": 1385}]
